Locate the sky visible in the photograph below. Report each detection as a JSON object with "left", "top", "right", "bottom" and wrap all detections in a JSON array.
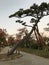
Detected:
[{"left": 0, "top": 0, "right": 49, "bottom": 36}]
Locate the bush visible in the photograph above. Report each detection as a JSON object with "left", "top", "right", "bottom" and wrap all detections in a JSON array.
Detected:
[
  {"left": 29, "top": 40, "right": 38, "bottom": 49},
  {"left": 30, "top": 43, "right": 38, "bottom": 49}
]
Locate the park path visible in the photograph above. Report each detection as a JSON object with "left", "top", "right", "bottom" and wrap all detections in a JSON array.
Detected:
[{"left": 0, "top": 51, "right": 49, "bottom": 65}]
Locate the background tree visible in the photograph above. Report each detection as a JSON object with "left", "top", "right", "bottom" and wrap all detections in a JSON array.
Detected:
[
  {"left": 0, "top": 29, "right": 7, "bottom": 47},
  {"left": 16, "top": 27, "right": 26, "bottom": 40},
  {"left": 44, "top": 23, "right": 49, "bottom": 31},
  {"left": 44, "top": 23, "right": 49, "bottom": 47},
  {"left": 8, "top": 36, "right": 15, "bottom": 46}
]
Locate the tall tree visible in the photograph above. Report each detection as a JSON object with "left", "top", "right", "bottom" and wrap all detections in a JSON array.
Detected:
[{"left": 8, "top": 2, "right": 49, "bottom": 55}]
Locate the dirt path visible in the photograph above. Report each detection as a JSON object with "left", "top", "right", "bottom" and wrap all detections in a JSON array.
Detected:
[{"left": 0, "top": 52, "right": 49, "bottom": 65}]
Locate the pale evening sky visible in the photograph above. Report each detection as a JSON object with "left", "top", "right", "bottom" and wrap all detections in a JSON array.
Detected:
[{"left": 0, "top": 0, "right": 49, "bottom": 36}]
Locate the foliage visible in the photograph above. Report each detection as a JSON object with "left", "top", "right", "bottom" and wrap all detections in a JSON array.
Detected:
[
  {"left": 16, "top": 27, "right": 26, "bottom": 40},
  {"left": 29, "top": 40, "right": 38, "bottom": 49},
  {"left": 8, "top": 36, "right": 15, "bottom": 46},
  {"left": 18, "top": 47, "right": 49, "bottom": 58},
  {"left": 0, "top": 29, "right": 7, "bottom": 47},
  {"left": 9, "top": 2, "right": 49, "bottom": 21}
]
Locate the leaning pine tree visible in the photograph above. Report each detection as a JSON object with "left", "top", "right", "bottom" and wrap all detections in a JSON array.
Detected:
[{"left": 8, "top": 2, "right": 49, "bottom": 56}]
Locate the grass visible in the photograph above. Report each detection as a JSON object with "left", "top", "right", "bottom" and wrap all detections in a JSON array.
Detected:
[{"left": 17, "top": 47, "right": 49, "bottom": 59}]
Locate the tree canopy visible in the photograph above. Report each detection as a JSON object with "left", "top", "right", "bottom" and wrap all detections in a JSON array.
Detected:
[{"left": 9, "top": 2, "right": 49, "bottom": 26}]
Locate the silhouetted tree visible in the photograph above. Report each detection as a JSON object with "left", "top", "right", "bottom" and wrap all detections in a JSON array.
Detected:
[{"left": 8, "top": 2, "right": 49, "bottom": 55}]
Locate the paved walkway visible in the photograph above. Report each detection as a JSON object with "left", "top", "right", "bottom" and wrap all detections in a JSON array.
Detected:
[
  {"left": 0, "top": 47, "right": 11, "bottom": 54},
  {"left": 0, "top": 52, "right": 49, "bottom": 65}
]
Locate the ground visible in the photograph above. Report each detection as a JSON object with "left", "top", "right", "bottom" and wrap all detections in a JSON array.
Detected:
[{"left": 0, "top": 47, "right": 49, "bottom": 65}]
